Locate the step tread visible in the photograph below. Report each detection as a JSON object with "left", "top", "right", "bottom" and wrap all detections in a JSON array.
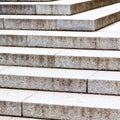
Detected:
[
  {"left": 0, "top": 3, "right": 119, "bottom": 31},
  {"left": 0, "top": 20, "right": 120, "bottom": 37},
  {"left": 0, "top": 66, "right": 96, "bottom": 79},
  {"left": 0, "top": 116, "right": 42, "bottom": 120},
  {"left": 0, "top": 66, "right": 119, "bottom": 81},
  {"left": 0, "top": 0, "right": 119, "bottom": 15},
  {"left": 0, "top": 47, "right": 119, "bottom": 58},
  {"left": 0, "top": 88, "right": 120, "bottom": 109},
  {"left": 1, "top": 3, "right": 119, "bottom": 20},
  {"left": 0, "top": 66, "right": 120, "bottom": 95},
  {"left": 0, "top": 0, "right": 94, "bottom": 5},
  {"left": 1, "top": 88, "right": 120, "bottom": 119},
  {"left": 0, "top": 88, "right": 36, "bottom": 102}
]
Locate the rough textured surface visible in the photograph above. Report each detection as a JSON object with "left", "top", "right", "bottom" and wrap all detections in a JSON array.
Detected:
[
  {"left": 0, "top": 0, "right": 120, "bottom": 119},
  {"left": 0, "top": 47, "right": 119, "bottom": 70},
  {"left": 0, "top": 3, "right": 119, "bottom": 31},
  {"left": 23, "top": 91, "right": 120, "bottom": 120},
  {"left": 0, "top": 0, "right": 120, "bottom": 15},
  {"left": 0, "top": 19, "right": 3, "bottom": 29},
  {"left": 0, "top": 66, "right": 96, "bottom": 92},
  {"left": 0, "top": 22, "right": 120, "bottom": 49},
  {"left": 0, "top": 34, "right": 27, "bottom": 46},
  {"left": 88, "top": 71, "right": 120, "bottom": 95},
  {"left": 0, "top": 89, "right": 35, "bottom": 116},
  {"left": 55, "top": 49, "right": 120, "bottom": 70}
]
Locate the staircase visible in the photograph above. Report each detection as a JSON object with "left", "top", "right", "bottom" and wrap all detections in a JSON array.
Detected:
[{"left": 0, "top": 0, "right": 120, "bottom": 120}]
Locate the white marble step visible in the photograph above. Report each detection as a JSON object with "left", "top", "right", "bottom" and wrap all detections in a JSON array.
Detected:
[
  {"left": 0, "top": 88, "right": 120, "bottom": 119},
  {"left": 0, "top": 116, "right": 43, "bottom": 120},
  {"left": 0, "top": 21, "right": 120, "bottom": 49},
  {"left": 0, "top": 0, "right": 119, "bottom": 15},
  {"left": 0, "top": 3, "right": 120, "bottom": 31},
  {"left": 0, "top": 47, "right": 119, "bottom": 70},
  {"left": 0, "top": 66, "right": 120, "bottom": 95}
]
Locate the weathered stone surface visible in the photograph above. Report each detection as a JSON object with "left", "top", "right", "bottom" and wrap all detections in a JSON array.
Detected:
[
  {"left": 0, "top": 89, "right": 35, "bottom": 116},
  {"left": 0, "top": 0, "right": 120, "bottom": 15},
  {"left": 0, "top": 28, "right": 119, "bottom": 49},
  {"left": 4, "top": 18, "right": 57, "bottom": 30},
  {"left": 0, "top": 3, "right": 119, "bottom": 31},
  {"left": 23, "top": 91, "right": 120, "bottom": 120},
  {"left": 88, "top": 71, "right": 120, "bottom": 95},
  {"left": 0, "top": 47, "right": 62, "bottom": 67},
  {"left": 0, "top": 66, "right": 96, "bottom": 92},
  {"left": 0, "top": 19, "right": 3, "bottom": 29},
  {"left": 55, "top": 49, "right": 120, "bottom": 71},
  {"left": 0, "top": 5, "right": 36, "bottom": 15},
  {"left": 0, "top": 35, "right": 27, "bottom": 46}
]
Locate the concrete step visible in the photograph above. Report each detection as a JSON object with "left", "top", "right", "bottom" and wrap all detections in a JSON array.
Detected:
[
  {"left": 0, "top": 3, "right": 120, "bottom": 31},
  {"left": 0, "top": 116, "right": 43, "bottom": 120},
  {"left": 0, "top": 88, "right": 120, "bottom": 119},
  {"left": 0, "top": 0, "right": 119, "bottom": 15},
  {"left": 0, "top": 47, "right": 119, "bottom": 70},
  {"left": 0, "top": 21, "right": 120, "bottom": 49},
  {"left": 0, "top": 66, "right": 120, "bottom": 95}
]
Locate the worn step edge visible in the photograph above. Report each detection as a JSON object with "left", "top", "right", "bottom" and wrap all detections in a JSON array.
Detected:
[
  {"left": 0, "top": 29, "right": 119, "bottom": 49},
  {"left": 0, "top": 0, "right": 120, "bottom": 15},
  {"left": 0, "top": 3, "right": 119, "bottom": 31},
  {"left": 0, "top": 66, "right": 120, "bottom": 95},
  {"left": 0, "top": 47, "right": 119, "bottom": 70},
  {"left": 0, "top": 88, "right": 120, "bottom": 119}
]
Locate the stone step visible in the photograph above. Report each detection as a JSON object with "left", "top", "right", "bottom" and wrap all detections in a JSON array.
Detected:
[
  {"left": 0, "top": 88, "right": 120, "bottom": 119},
  {"left": 0, "top": 66, "right": 120, "bottom": 95},
  {"left": 0, "top": 47, "right": 119, "bottom": 70},
  {"left": 0, "top": 0, "right": 119, "bottom": 15},
  {"left": 0, "top": 21, "right": 120, "bottom": 49},
  {"left": 0, "top": 116, "right": 43, "bottom": 120},
  {"left": 0, "top": 3, "right": 120, "bottom": 31}
]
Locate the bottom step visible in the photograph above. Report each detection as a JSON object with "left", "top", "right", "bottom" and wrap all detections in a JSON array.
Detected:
[
  {"left": 0, "top": 88, "right": 120, "bottom": 120},
  {"left": 0, "top": 116, "right": 43, "bottom": 120}
]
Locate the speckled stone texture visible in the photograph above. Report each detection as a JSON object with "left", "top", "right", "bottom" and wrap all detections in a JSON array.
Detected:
[{"left": 0, "top": 0, "right": 120, "bottom": 15}]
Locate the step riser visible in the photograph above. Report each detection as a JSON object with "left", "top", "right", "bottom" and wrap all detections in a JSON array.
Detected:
[
  {"left": 0, "top": 0, "right": 119, "bottom": 15},
  {"left": 0, "top": 88, "right": 120, "bottom": 120},
  {"left": 0, "top": 12, "right": 119, "bottom": 31},
  {"left": 0, "top": 35, "right": 119, "bottom": 50},
  {"left": 23, "top": 104, "right": 120, "bottom": 120},
  {"left": 0, "top": 100, "right": 119, "bottom": 120},
  {"left": 0, "top": 54, "right": 119, "bottom": 71},
  {"left": 71, "top": 0, "right": 120, "bottom": 15},
  {"left": 0, "top": 75, "right": 87, "bottom": 93},
  {"left": 0, "top": 73, "right": 120, "bottom": 95},
  {"left": 0, "top": 18, "right": 96, "bottom": 31}
]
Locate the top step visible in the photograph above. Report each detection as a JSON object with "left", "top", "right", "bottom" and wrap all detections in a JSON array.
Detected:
[{"left": 0, "top": 0, "right": 120, "bottom": 15}]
